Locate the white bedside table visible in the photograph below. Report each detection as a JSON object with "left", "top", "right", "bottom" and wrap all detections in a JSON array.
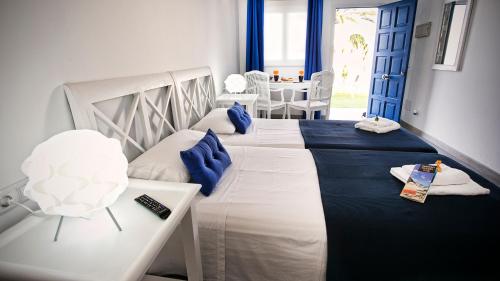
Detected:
[
  {"left": 0, "top": 179, "right": 202, "bottom": 281},
  {"left": 216, "top": 93, "right": 259, "bottom": 117}
]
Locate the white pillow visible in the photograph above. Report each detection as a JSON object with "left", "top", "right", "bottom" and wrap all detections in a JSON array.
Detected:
[
  {"left": 190, "top": 108, "right": 236, "bottom": 134},
  {"left": 128, "top": 130, "right": 206, "bottom": 182}
]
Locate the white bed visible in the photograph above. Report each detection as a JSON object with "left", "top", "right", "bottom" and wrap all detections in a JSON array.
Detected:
[
  {"left": 131, "top": 133, "right": 327, "bottom": 281},
  {"left": 209, "top": 118, "right": 304, "bottom": 148},
  {"left": 64, "top": 67, "right": 326, "bottom": 281},
  {"left": 184, "top": 145, "right": 326, "bottom": 280}
]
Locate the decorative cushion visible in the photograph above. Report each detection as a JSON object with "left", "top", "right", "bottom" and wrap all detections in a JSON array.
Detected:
[
  {"left": 227, "top": 102, "right": 252, "bottom": 134},
  {"left": 180, "top": 129, "right": 232, "bottom": 196},
  {"left": 191, "top": 108, "right": 236, "bottom": 134}
]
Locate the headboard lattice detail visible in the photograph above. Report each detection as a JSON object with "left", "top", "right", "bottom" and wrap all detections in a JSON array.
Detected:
[
  {"left": 64, "top": 72, "right": 176, "bottom": 161},
  {"left": 171, "top": 67, "right": 216, "bottom": 130}
]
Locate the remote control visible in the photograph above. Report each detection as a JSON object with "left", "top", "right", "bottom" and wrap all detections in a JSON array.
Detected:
[{"left": 134, "top": 194, "right": 171, "bottom": 220}]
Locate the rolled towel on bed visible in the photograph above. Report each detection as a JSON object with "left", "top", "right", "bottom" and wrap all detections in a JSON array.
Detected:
[
  {"left": 354, "top": 117, "right": 401, "bottom": 134},
  {"left": 390, "top": 167, "right": 490, "bottom": 196},
  {"left": 401, "top": 163, "right": 470, "bottom": 186},
  {"left": 358, "top": 116, "right": 395, "bottom": 127}
]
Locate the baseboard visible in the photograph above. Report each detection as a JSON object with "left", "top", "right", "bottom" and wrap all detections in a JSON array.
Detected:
[{"left": 401, "top": 121, "right": 500, "bottom": 187}]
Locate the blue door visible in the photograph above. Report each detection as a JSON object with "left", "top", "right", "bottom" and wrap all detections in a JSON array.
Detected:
[{"left": 367, "top": 0, "right": 417, "bottom": 121}]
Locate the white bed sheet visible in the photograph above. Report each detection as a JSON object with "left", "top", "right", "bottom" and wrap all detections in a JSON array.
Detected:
[
  {"left": 194, "top": 145, "right": 326, "bottom": 281},
  {"left": 204, "top": 118, "right": 305, "bottom": 149}
]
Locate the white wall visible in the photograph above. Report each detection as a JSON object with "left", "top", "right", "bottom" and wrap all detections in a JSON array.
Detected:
[
  {"left": 0, "top": 0, "right": 240, "bottom": 189},
  {"left": 402, "top": 0, "right": 500, "bottom": 173}
]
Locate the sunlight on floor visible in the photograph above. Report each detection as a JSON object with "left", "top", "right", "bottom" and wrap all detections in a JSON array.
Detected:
[{"left": 329, "top": 108, "right": 365, "bottom": 121}]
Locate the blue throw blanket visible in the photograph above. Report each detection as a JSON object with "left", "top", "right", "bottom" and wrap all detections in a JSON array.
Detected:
[
  {"left": 299, "top": 120, "right": 437, "bottom": 153},
  {"left": 310, "top": 149, "right": 500, "bottom": 281}
]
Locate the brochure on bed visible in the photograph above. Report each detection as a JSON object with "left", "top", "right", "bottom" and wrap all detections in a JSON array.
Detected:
[
  {"left": 299, "top": 120, "right": 437, "bottom": 152},
  {"left": 310, "top": 148, "right": 500, "bottom": 281}
]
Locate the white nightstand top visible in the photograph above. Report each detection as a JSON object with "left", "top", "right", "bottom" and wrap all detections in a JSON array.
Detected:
[{"left": 0, "top": 179, "right": 200, "bottom": 281}]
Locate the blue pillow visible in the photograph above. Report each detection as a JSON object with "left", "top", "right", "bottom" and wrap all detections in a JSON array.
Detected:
[
  {"left": 227, "top": 102, "right": 252, "bottom": 134},
  {"left": 180, "top": 129, "right": 232, "bottom": 196}
]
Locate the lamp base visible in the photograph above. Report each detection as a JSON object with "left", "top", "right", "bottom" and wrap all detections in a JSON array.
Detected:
[
  {"left": 53, "top": 207, "right": 122, "bottom": 242},
  {"left": 106, "top": 207, "right": 123, "bottom": 231},
  {"left": 53, "top": 216, "right": 64, "bottom": 242}
]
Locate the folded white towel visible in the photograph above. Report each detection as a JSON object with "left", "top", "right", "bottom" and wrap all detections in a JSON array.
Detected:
[
  {"left": 401, "top": 164, "right": 470, "bottom": 186},
  {"left": 358, "top": 116, "right": 394, "bottom": 127},
  {"left": 390, "top": 167, "right": 489, "bottom": 196},
  {"left": 354, "top": 119, "right": 401, "bottom": 133}
]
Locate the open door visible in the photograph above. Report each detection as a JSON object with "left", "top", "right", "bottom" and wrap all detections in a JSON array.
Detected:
[{"left": 367, "top": 0, "right": 417, "bottom": 121}]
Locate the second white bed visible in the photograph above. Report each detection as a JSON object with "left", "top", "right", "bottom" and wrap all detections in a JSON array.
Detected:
[
  {"left": 128, "top": 131, "right": 326, "bottom": 281},
  {"left": 195, "top": 118, "right": 305, "bottom": 149}
]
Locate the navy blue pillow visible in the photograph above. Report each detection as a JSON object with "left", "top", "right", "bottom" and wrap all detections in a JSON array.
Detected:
[
  {"left": 180, "top": 129, "right": 232, "bottom": 196},
  {"left": 227, "top": 102, "right": 252, "bottom": 134}
]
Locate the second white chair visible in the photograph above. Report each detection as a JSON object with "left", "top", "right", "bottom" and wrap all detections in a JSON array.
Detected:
[
  {"left": 287, "top": 70, "right": 334, "bottom": 120},
  {"left": 244, "top": 71, "right": 286, "bottom": 119}
]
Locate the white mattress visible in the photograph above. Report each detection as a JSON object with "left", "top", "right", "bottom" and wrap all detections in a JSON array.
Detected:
[
  {"left": 206, "top": 118, "right": 305, "bottom": 149},
  {"left": 195, "top": 145, "right": 326, "bottom": 281}
]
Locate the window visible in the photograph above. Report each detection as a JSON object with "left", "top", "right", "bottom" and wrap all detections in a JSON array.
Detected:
[{"left": 264, "top": 1, "right": 307, "bottom": 66}]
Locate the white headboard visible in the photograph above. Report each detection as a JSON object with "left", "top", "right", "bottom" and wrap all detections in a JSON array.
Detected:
[
  {"left": 171, "top": 66, "right": 216, "bottom": 130},
  {"left": 64, "top": 72, "right": 177, "bottom": 161}
]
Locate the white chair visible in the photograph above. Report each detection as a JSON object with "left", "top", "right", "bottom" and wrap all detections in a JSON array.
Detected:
[
  {"left": 287, "top": 71, "right": 334, "bottom": 120},
  {"left": 244, "top": 71, "right": 286, "bottom": 119}
]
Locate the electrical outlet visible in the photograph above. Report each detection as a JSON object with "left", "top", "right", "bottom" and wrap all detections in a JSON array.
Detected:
[{"left": 0, "top": 178, "right": 28, "bottom": 215}]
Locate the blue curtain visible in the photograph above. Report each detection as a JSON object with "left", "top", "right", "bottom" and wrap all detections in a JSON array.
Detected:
[
  {"left": 246, "top": 0, "right": 264, "bottom": 71},
  {"left": 303, "top": 0, "right": 323, "bottom": 119},
  {"left": 304, "top": 0, "right": 323, "bottom": 80}
]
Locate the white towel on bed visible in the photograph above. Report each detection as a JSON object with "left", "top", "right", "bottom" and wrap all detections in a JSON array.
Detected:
[
  {"left": 359, "top": 116, "right": 395, "bottom": 127},
  {"left": 390, "top": 167, "right": 490, "bottom": 196},
  {"left": 401, "top": 163, "right": 470, "bottom": 186},
  {"left": 354, "top": 117, "right": 400, "bottom": 133}
]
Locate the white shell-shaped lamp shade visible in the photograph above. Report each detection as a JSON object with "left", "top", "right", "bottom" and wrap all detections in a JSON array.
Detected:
[
  {"left": 21, "top": 130, "right": 129, "bottom": 218},
  {"left": 224, "top": 74, "right": 247, "bottom": 93}
]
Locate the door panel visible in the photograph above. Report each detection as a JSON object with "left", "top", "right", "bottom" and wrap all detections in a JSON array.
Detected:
[
  {"left": 373, "top": 79, "right": 384, "bottom": 96},
  {"left": 379, "top": 9, "right": 392, "bottom": 28},
  {"left": 395, "top": 5, "right": 410, "bottom": 26},
  {"left": 377, "top": 33, "right": 390, "bottom": 51},
  {"left": 390, "top": 56, "right": 403, "bottom": 74},
  {"left": 384, "top": 103, "right": 397, "bottom": 119},
  {"left": 367, "top": 0, "right": 417, "bottom": 122},
  {"left": 374, "top": 56, "right": 387, "bottom": 73},
  {"left": 370, "top": 99, "right": 382, "bottom": 115},
  {"left": 392, "top": 32, "right": 407, "bottom": 51},
  {"left": 387, "top": 80, "right": 399, "bottom": 98}
]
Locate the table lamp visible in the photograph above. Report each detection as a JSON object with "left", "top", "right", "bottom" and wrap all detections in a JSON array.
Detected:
[
  {"left": 224, "top": 74, "right": 247, "bottom": 94},
  {"left": 21, "top": 130, "right": 129, "bottom": 241}
]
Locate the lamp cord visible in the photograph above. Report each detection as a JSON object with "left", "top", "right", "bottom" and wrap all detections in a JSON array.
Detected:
[{"left": 8, "top": 198, "right": 45, "bottom": 217}]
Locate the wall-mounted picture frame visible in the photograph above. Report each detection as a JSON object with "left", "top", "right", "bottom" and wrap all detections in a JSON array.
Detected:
[{"left": 433, "top": 0, "right": 474, "bottom": 71}]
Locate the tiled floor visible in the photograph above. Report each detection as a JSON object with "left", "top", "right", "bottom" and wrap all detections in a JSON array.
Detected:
[{"left": 329, "top": 108, "right": 365, "bottom": 121}]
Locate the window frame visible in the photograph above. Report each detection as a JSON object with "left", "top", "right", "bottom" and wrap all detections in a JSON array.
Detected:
[{"left": 264, "top": 0, "right": 308, "bottom": 67}]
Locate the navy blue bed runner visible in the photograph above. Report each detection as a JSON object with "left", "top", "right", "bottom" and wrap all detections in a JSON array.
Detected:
[
  {"left": 299, "top": 120, "right": 437, "bottom": 153},
  {"left": 310, "top": 149, "right": 500, "bottom": 281}
]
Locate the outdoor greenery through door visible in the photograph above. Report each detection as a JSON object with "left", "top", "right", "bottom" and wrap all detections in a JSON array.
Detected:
[{"left": 331, "top": 8, "right": 377, "bottom": 120}]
